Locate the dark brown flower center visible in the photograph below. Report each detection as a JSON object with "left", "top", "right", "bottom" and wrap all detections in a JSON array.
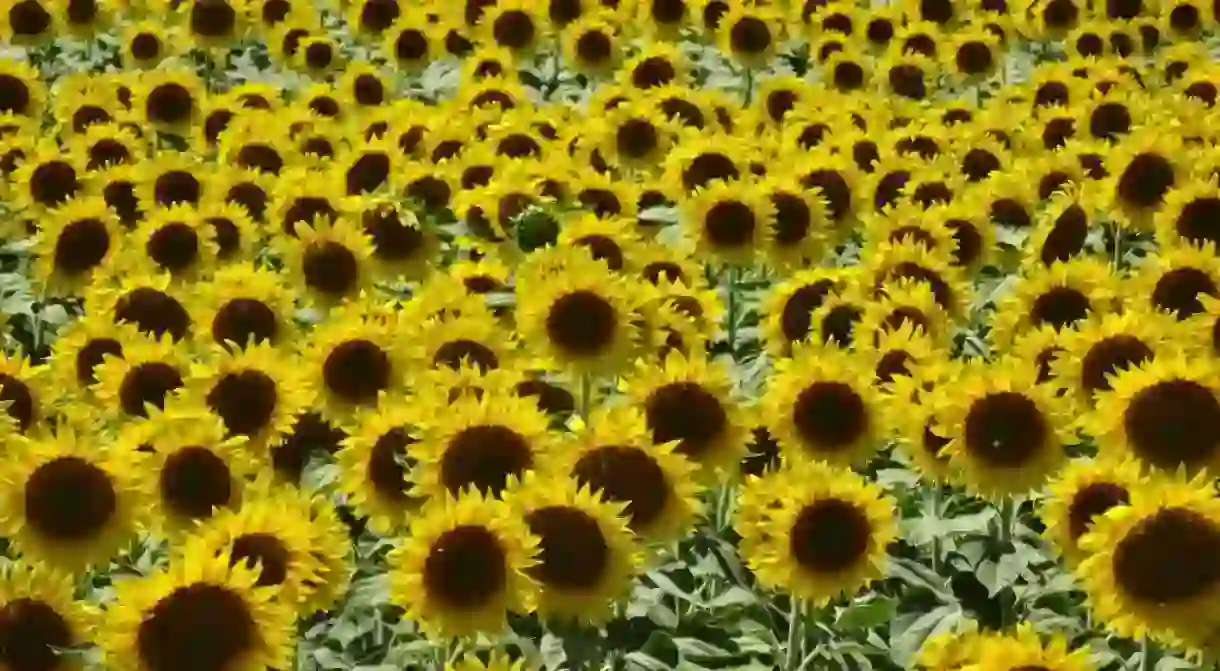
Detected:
[
  {"left": 1067, "top": 481, "right": 1129, "bottom": 540},
  {"left": 160, "top": 446, "right": 233, "bottom": 519},
  {"left": 322, "top": 339, "right": 390, "bottom": 405},
  {"left": 302, "top": 241, "right": 359, "bottom": 298},
  {"left": 963, "top": 391, "right": 1049, "bottom": 467},
  {"left": 24, "top": 456, "right": 116, "bottom": 541},
  {"left": 544, "top": 290, "right": 618, "bottom": 357},
  {"left": 573, "top": 445, "right": 669, "bottom": 532},
  {"left": 644, "top": 382, "right": 727, "bottom": 460},
  {"left": 525, "top": 505, "right": 609, "bottom": 590},
  {"left": 1117, "top": 153, "right": 1175, "bottom": 209},
  {"left": 1123, "top": 379, "right": 1220, "bottom": 471},
  {"left": 422, "top": 525, "right": 508, "bottom": 608},
  {"left": 136, "top": 584, "right": 256, "bottom": 671},
  {"left": 789, "top": 498, "right": 872, "bottom": 572},
  {"left": 440, "top": 425, "right": 532, "bottom": 497},
  {"left": 791, "top": 381, "right": 868, "bottom": 451},
  {"left": 1029, "top": 286, "right": 1091, "bottom": 330},
  {"left": 230, "top": 533, "right": 290, "bottom": 587},
  {"left": 0, "top": 598, "right": 73, "bottom": 671},
  {"left": 1080, "top": 335, "right": 1154, "bottom": 395},
  {"left": 206, "top": 370, "right": 278, "bottom": 437},
  {"left": 1112, "top": 507, "right": 1220, "bottom": 603},
  {"left": 146, "top": 222, "right": 200, "bottom": 273}
]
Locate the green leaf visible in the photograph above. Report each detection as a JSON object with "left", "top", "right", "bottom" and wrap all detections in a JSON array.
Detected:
[{"left": 836, "top": 597, "right": 897, "bottom": 631}]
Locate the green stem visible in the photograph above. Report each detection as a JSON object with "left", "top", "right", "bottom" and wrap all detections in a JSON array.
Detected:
[
  {"left": 725, "top": 266, "right": 741, "bottom": 357},
  {"left": 1138, "top": 635, "right": 1152, "bottom": 671},
  {"left": 785, "top": 599, "right": 804, "bottom": 671},
  {"left": 930, "top": 485, "right": 943, "bottom": 575},
  {"left": 998, "top": 497, "right": 1015, "bottom": 547},
  {"left": 579, "top": 374, "right": 593, "bottom": 421}
]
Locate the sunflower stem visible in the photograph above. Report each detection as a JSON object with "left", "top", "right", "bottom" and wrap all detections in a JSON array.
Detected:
[
  {"left": 579, "top": 373, "right": 593, "bottom": 420},
  {"left": 725, "top": 266, "right": 741, "bottom": 357},
  {"left": 929, "top": 485, "right": 944, "bottom": 575},
  {"left": 998, "top": 496, "right": 1015, "bottom": 548},
  {"left": 785, "top": 598, "right": 804, "bottom": 671},
  {"left": 1138, "top": 635, "right": 1153, "bottom": 671}
]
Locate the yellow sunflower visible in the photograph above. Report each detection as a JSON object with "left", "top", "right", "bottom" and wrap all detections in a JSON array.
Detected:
[
  {"left": 358, "top": 197, "right": 438, "bottom": 281},
  {"left": 10, "top": 139, "right": 87, "bottom": 214},
  {"left": 763, "top": 342, "right": 886, "bottom": 468},
  {"left": 277, "top": 214, "right": 376, "bottom": 307},
  {"left": 962, "top": 623, "right": 1094, "bottom": 671},
  {"left": 0, "top": 561, "right": 98, "bottom": 670},
  {"left": 0, "top": 423, "right": 142, "bottom": 574},
  {"left": 187, "top": 480, "right": 350, "bottom": 615},
  {"left": 621, "top": 351, "right": 747, "bottom": 475},
  {"left": 189, "top": 264, "right": 296, "bottom": 351},
  {"left": 98, "top": 544, "right": 295, "bottom": 671},
  {"left": 300, "top": 302, "right": 406, "bottom": 423},
  {"left": 386, "top": 491, "right": 538, "bottom": 640},
  {"left": 0, "top": 351, "right": 51, "bottom": 436},
  {"left": 935, "top": 356, "right": 1074, "bottom": 498},
  {"left": 1041, "top": 457, "right": 1143, "bottom": 565},
  {"left": 1023, "top": 184, "right": 1098, "bottom": 270},
  {"left": 413, "top": 309, "right": 517, "bottom": 375},
  {"left": 185, "top": 341, "right": 314, "bottom": 451},
  {"left": 887, "top": 362, "right": 964, "bottom": 484},
  {"left": 760, "top": 268, "right": 853, "bottom": 357},
  {"left": 561, "top": 405, "right": 703, "bottom": 544},
  {"left": 516, "top": 251, "right": 639, "bottom": 375},
  {"left": 1084, "top": 354, "right": 1220, "bottom": 474},
  {"left": 736, "top": 459, "right": 896, "bottom": 607},
  {"left": 136, "top": 406, "right": 253, "bottom": 538},
  {"left": 989, "top": 258, "right": 1118, "bottom": 349},
  {"left": 335, "top": 404, "right": 426, "bottom": 535},
  {"left": 0, "top": 59, "right": 45, "bottom": 118},
  {"left": 680, "top": 178, "right": 774, "bottom": 265},
  {"left": 132, "top": 68, "right": 204, "bottom": 132},
  {"left": 505, "top": 472, "right": 641, "bottom": 624},
  {"left": 128, "top": 203, "right": 219, "bottom": 282},
  {"left": 1051, "top": 308, "right": 1186, "bottom": 406},
  {"left": 1077, "top": 471, "right": 1220, "bottom": 644},
  {"left": 46, "top": 312, "right": 140, "bottom": 408},
  {"left": 412, "top": 390, "right": 551, "bottom": 501},
  {"left": 91, "top": 333, "right": 188, "bottom": 421},
  {"left": 1155, "top": 176, "right": 1220, "bottom": 253},
  {"left": 1103, "top": 128, "right": 1187, "bottom": 230}
]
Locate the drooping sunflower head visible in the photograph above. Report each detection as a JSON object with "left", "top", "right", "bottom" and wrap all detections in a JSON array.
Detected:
[
  {"left": 386, "top": 492, "right": 539, "bottom": 640},
  {"left": 739, "top": 460, "right": 897, "bottom": 607},
  {"left": 99, "top": 544, "right": 295, "bottom": 671},
  {"left": 1042, "top": 457, "right": 1142, "bottom": 565},
  {"left": 565, "top": 405, "right": 704, "bottom": 543},
  {"left": 937, "top": 356, "right": 1074, "bottom": 498},
  {"left": 505, "top": 472, "right": 642, "bottom": 624},
  {"left": 763, "top": 342, "right": 885, "bottom": 467},
  {"left": 1077, "top": 472, "right": 1220, "bottom": 643},
  {"left": 0, "top": 424, "right": 142, "bottom": 573}
]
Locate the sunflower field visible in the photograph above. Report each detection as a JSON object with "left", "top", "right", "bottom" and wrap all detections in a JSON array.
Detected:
[{"left": 3, "top": 0, "right": 1220, "bottom": 669}]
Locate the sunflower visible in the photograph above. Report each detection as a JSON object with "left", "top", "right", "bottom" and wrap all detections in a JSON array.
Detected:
[
  {"left": 46, "top": 312, "right": 140, "bottom": 410},
  {"left": 0, "top": 59, "right": 44, "bottom": 118},
  {"left": 766, "top": 341, "right": 888, "bottom": 469},
  {"left": 10, "top": 140, "right": 86, "bottom": 214},
  {"left": 865, "top": 240, "right": 971, "bottom": 318},
  {"left": 91, "top": 333, "right": 188, "bottom": 421},
  {"left": 119, "top": 20, "right": 176, "bottom": 68},
  {"left": 1103, "top": 128, "right": 1187, "bottom": 230},
  {"left": 0, "top": 423, "right": 142, "bottom": 573},
  {"left": 561, "top": 9, "right": 620, "bottom": 76},
  {"left": 915, "top": 618, "right": 984, "bottom": 670},
  {"left": 0, "top": 0, "right": 55, "bottom": 44},
  {"left": 809, "top": 285, "right": 869, "bottom": 349},
  {"left": 302, "top": 302, "right": 406, "bottom": 422},
  {"left": 649, "top": 278, "right": 724, "bottom": 342},
  {"left": 70, "top": 122, "right": 143, "bottom": 172},
  {"left": 504, "top": 472, "right": 640, "bottom": 624},
  {"left": 989, "top": 258, "right": 1118, "bottom": 349},
  {"left": 1050, "top": 308, "right": 1182, "bottom": 406},
  {"left": 718, "top": 2, "right": 781, "bottom": 68},
  {"left": 294, "top": 34, "right": 340, "bottom": 74},
  {"left": 887, "top": 364, "right": 963, "bottom": 483},
  {"left": 129, "top": 204, "right": 219, "bottom": 282},
  {"left": 277, "top": 215, "right": 375, "bottom": 307},
  {"left": 138, "top": 153, "right": 210, "bottom": 209},
  {"left": 219, "top": 115, "right": 295, "bottom": 178},
  {"left": 0, "top": 561, "right": 99, "bottom": 671},
  {"left": 680, "top": 178, "right": 773, "bottom": 265},
  {"left": 1084, "top": 354, "right": 1220, "bottom": 473},
  {"left": 561, "top": 405, "right": 702, "bottom": 543},
  {"left": 99, "top": 543, "right": 294, "bottom": 671},
  {"left": 188, "top": 265, "right": 294, "bottom": 352},
  {"left": 759, "top": 171, "right": 828, "bottom": 267},
  {"left": 1041, "top": 457, "right": 1143, "bottom": 565},
  {"left": 1156, "top": 176, "right": 1220, "bottom": 251},
  {"left": 556, "top": 213, "right": 640, "bottom": 273},
  {"left": 1023, "top": 185, "right": 1097, "bottom": 269},
  {"left": 133, "top": 68, "right": 203, "bottom": 133},
  {"left": 1077, "top": 471, "right": 1220, "bottom": 643},
  {"left": 135, "top": 407, "right": 253, "bottom": 536},
  {"left": 384, "top": 9, "right": 440, "bottom": 70},
  {"left": 1065, "top": 20, "right": 1108, "bottom": 58},
  {"left": 858, "top": 321, "right": 942, "bottom": 389},
  {"left": 387, "top": 491, "right": 537, "bottom": 640},
  {"left": 32, "top": 195, "right": 119, "bottom": 294},
  {"left": 824, "top": 48, "right": 871, "bottom": 93},
  {"left": 337, "top": 136, "right": 401, "bottom": 197},
  {"left": 185, "top": 341, "right": 314, "bottom": 453},
  {"left": 269, "top": 166, "right": 346, "bottom": 238},
  {"left": 0, "top": 352, "right": 49, "bottom": 436},
  {"left": 335, "top": 404, "right": 426, "bottom": 534},
  {"left": 965, "top": 623, "right": 1095, "bottom": 671},
  {"left": 572, "top": 170, "right": 640, "bottom": 220},
  {"left": 619, "top": 351, "right": 745, "bottom": 474},
  {"left": 516, "top": 252, "right": 638, "bottom": 375},
  {"left": 478, "top": 0, "right": 546, "bottom": 54},
  {"left": 411, "top": 388, "right": 552, "bottom": 501},
  {"left": 736, "top": 459, "right": 896, "bottom": 607},
  {"left": 935, "top": 356, "right": 1073, "bottom": 498},
  {"left": 761, "top": 268, "right": 852, "bottom": 357},
  {"left": 187, "top": 480, "right": 349, "bottom": 614}
]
